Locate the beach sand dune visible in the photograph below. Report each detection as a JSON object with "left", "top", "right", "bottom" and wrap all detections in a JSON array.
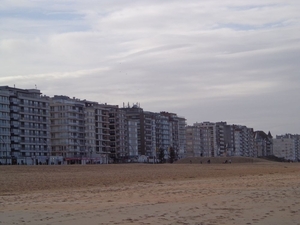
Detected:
[{"left": 1, "top": 162, "right": 300, "bottom": 225}]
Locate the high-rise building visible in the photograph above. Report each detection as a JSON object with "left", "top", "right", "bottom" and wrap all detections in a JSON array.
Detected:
[
  {"left": 127, "top": 119, "right": 138, "bottom": 158},
  {"left": 103, "top": 104, "right": 129, "bottom": 162},
  {"left": 50, "top": 96, "right": 123, "bottom": 164},
  {"left": 185, "top": 126, "right": 201, "bottom": 157},
  {"left": 155, "top": 113, "right": 170, "bottom": 157},
  {"left": 160, "top": 112, "right": 186, "bottom": 159},
  {"left": 254, "top": 131, "right": 273, "bottom": 157},
  {"left": 0, "top": 89, "right": 11, "bottom": 164},
  {"left": 273, "top": 134, "right": 300, "bottom": 161},
  {"left": 121, "top": 105, "right": 186, "bottom": 161},
  {"left": 232, "top": 125, "right": 255, "bottom": 157},
  {"left": 50, "top": 96, "right": 86, "bottom": 164},
  {"left": 121, "top": 104, "right": 150, "bottom": 156},
  {"left": 191, "top": 121, "right": 260, "bottom": 158},
  {"left": 194, "top": 122, "right": 217, "bottom": 157},
  {"left": 0, "top": 86, "right": 51, "bottom": 165}
]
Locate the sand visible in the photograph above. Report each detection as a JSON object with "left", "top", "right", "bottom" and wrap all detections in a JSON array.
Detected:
[{"left": 0, "top": 161, "right": 300, "bottom": 225}]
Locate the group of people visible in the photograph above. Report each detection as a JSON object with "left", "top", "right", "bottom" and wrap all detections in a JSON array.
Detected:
[{"left": 224, "top": 159, "right": 232, "bottom": 164}]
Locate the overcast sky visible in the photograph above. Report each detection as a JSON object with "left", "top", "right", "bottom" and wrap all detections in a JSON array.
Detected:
[{"left": 1, "top": 0, "right": 299, "bottom": 135}]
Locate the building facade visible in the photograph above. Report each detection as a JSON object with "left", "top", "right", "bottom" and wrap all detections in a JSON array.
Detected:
[
  {"left": 254, "top": 131, "right": 273, "bottom": 157},
  {"left": 273, "top": 134, "right": 300, "bottom": 161},
  {"left": 194, "top": 122, "right": 217, "bottom": 157},
  {"left": 188, "top": 121, "right": 266, "bottom": 158},
  {"left": 0, "top": 86, "right": 51, "bottom": 165},
  {"left": 185, "top": 126, "right": 201, "bottom": 157},
  {"left": 232, "top": 125, "right": 255, "bottom": 157},
  {"left": 0, "top": 89, "right": 11, "bottom": 164}
]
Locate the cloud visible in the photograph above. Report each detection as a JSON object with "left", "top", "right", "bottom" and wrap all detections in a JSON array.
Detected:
[{"left": 0, "top": 0, "right": 300, "bottom": 135}]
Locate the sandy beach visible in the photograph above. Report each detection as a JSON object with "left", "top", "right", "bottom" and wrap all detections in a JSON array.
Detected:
[{"left": 1, "top": 161, "right": 300, "bottom": 225}]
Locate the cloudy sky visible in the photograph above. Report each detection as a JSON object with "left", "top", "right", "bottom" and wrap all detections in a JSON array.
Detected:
[{"left": 1, "top": 0, "right": 299, "bottom": 135}]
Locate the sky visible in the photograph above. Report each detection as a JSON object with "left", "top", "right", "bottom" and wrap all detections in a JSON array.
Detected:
[{"left": 1, "top": 0, "right": 299, "bottom": 135}]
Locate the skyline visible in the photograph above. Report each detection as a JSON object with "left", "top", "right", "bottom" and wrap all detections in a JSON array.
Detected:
[{"left": 1, "top": 1, "right": 299, "bottom": 135}]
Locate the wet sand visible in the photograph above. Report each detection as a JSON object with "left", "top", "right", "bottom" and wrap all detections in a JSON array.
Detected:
[{"left": 0, "top": 162, "right": 300, "bottom": 225}]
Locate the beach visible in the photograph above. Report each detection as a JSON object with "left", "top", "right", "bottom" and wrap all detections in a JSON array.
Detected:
[{"left": 0, "top": 162, "right": 300, "bottom": 225}]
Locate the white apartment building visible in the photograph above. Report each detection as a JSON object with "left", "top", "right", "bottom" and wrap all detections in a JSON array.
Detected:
[
  {"left": 155, "top": 114, "right": 170, "bottom": 156},
  {"left": 50, "top": 96, "right": 86, "bottom": 164},
  {"left": 103, "top": 104, "right": 129, "bottom": 162},
  {"left": 84, "top": 102, "right": 97, "bottom": 162},
  {"left": 190, "top": 122, "right": 259, "bottom": 158},
  {"left": 0, "top": 86, "right": 51, "bottom": 165},
  {"left": 273, "top": 134, "right": 300, "bottom": 161},
  {"left": 121, "top": 106, "right": 186, "bottom": 161},
  {"left": 127, "top": 119, "right": 138, "bottom": 157},
  {"left": 50, "top": 96, "right": 121, "bottom": 164},
  {"left": 160, "top": 112, "right": 186, "bottom": 159},
  {"left": 232, "top": 125, "right": 255, "bottom": 157},
  {"left": 144, "top": 112, "right": 156, "bottom": 157},
  {"left": 117, "top": 109, "right": 128, "bottom": 160},
  {"left": 0, "top": 89, "right": 11, "bottom": 164}
]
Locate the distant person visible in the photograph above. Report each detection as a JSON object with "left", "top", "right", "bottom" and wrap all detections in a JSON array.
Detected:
[
  {"left": 224, "top": 160, "right": 228, "bottom": 164},
  {"left": 229, "top": 159, "right": 232, "bottom": 164},
  {"left": 207, "top": 159, "right": 211, "bottom": 164}
]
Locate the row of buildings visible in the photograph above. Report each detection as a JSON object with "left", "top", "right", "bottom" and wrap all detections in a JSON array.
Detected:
[
  {"left": 0, "top": 86, "right": 186, "bottom": 165},
  {"left": 186, "top": 122, "right": 273, "bottom": 158},
  {"left": 0, "top": 86, "right": 299, "bottom": 165}
]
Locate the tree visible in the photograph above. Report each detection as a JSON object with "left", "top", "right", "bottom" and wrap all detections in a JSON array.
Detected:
[
  {"left": 158, "top": 148, "right": 165, "bottom": 163},
  {"left": 169, "top": 146, "right": 176, "bottom": 163}
]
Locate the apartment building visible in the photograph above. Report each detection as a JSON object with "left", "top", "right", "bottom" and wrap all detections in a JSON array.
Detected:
[
  {"left": 194, "top": 122, "right": 217, "bottom": 157},
  {"left": 190, "top": 121, "right": 261, "bottom": 158},
  {"left": 185, "top": 126, "right": 201, "bottom": 157},
  {"left": 120, "top": 105, "right": 186, "bottom": 161},
  {"left": 0, "top": 86, "right": 51, "bottom": 165},
  {"left": 50, "top": 96, "right": 86, "bottom": 164},
  {"left": 127, "top": 119, "right": 138, "bottom": 157},
  {"left": 143, "top": 111, "right": 157, "bottom": 157},
  {"left": 0, "top": 89, "right": 11, "bottom": 164},
  {"left": 178, "top": 116, "right": 187, "bottom": 158},
  {"left": 159, "top": 112, "right": 186, "bottom": 159},
  {"left": 232, "top": 125, "right": 255, "bottom": 157},
  {"left": 93, "top": 102, "right": 110, "bottom": 163},
  {"left": 215, "top": 122, "right": 234, "bottom": 157},
  {"left": 155, "top": 114, "right": 170, "bottom": 157},
  {"left": 273, "top": 134, "right": 300, "bottom": 161},
  {"left": 121, "top": 105, "right": 148, "bottom": 156},
  {"left": 83, "top": 100, "right": 112, "bottom": 163},
  {"left": 103, "top": 104, "right": 129, "bottom": 162},
  {"left": 50, "top": 96, "right": 123, "bottom": 164},
  {"left": 254, "top": 131, "right": 273, "bottom": 157},
  {"left": 117, "top": 109, "right": 128, "bottom": 160}
]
